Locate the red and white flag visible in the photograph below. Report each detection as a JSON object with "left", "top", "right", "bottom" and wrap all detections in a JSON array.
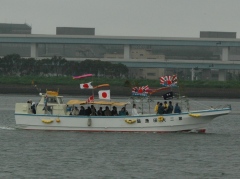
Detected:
[
  {"left": 80, "top": 82, "right": 93, "bottom": 89},
  {"left": 98, "top": 90, "right": 110, "bottom": 100},
  {"left": 86, "top": 95, "right": 94, "bottom": 103},
  {"left": 160, "top": 75, "right": 177, "bottom": 87}
]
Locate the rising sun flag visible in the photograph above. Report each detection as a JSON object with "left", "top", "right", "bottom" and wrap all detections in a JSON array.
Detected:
[
  {"left": 160, "top": 75, "right": 177, "bottom": 87},
  {"left": 86, "top": 95, "right": 94, "bottom": 103}
]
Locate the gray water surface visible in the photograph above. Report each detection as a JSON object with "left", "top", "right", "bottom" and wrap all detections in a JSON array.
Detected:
[{"left": 0, "top": 95, "right": 239, "bottom": 178}]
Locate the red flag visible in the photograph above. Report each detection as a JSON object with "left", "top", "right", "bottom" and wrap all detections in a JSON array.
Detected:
[{"left": 86, "top": 95, "right": 94, "bottom": 103}]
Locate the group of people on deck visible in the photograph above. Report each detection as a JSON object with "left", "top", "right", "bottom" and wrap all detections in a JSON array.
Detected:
[
  {"left": 70, "top": 105, "right": 129, "bottom": 116},
  {"left": 154, "top": 101, "right": 181, "bottom": 114},
  {"left": 68, "top": 101, "right": 181, "bottom": 117},
  {"left": 131, "top": 101, "right": 181, "bottom": 116}
]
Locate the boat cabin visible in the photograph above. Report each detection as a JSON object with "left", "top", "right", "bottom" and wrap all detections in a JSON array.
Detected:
[
  {"left": 15, "top": 91, "right": 67, "bottom": 115},
  {"left": 36, "top": 93, "right": 66, "bottom": 115}
]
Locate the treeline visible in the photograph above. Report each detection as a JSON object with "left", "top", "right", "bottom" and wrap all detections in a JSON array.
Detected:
[{"left": 0, "top": 54, "right": 128, "bottom": 78}]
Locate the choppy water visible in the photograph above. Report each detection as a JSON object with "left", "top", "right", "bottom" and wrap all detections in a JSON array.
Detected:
[{"left": 0, "top": 95, "right": 240, "bottom": 178}]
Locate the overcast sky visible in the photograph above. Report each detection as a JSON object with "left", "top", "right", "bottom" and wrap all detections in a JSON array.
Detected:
[{"left": 1, "top": 0, "right": 240, "bottom": 38}]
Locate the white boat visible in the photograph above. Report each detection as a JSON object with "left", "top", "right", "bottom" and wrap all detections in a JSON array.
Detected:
[{"left": 14, "top": 91, "right": 231, "bottom": 132}]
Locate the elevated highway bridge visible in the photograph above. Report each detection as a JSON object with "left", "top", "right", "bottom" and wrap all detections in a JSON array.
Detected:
[
  {"left": 93, "top": 58, "right": 240, "bottom": 70},
  {"left": 65, "top": 58, "right": 240, "bottom": 81},
  {"left": 1, "top": 34, "right": 240, "bottom": 80},
  {"left": 1, "top": 34, "right": 240, "bottom": 61}
]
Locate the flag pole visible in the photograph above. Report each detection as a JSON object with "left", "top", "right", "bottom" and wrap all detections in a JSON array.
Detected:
[{"left": 92, "top": 75, "right": 94, "bottom": 101}]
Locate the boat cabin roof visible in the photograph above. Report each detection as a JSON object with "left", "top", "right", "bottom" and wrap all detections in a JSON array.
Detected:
[{"left": 67, "top": 99, "right": 129, "bottom": 106}]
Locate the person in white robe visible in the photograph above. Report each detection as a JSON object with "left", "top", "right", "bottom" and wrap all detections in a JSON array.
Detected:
[{"left": 131, "top": 104, "right": 139, "bottom": 116}]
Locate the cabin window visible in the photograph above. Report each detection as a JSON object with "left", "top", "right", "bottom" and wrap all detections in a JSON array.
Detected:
[
  {"left": 145, "top": 119, "right": 149, "bottom": 123},
  {"left": 179, "top": 117, "right": 182, "bottom": 120},
  {"left": 137, "top": 119, "right": 141, "bottom": 123},
  {"left": 153, "top": 118, "right": 157, "bottom": 122},
  {"left": 49, "top": 97, "right": 57, "bottom": 103}
]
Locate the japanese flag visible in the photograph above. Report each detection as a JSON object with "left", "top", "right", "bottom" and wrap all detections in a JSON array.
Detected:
[
  {"left": 98, "top": 90, "right": 110, "bottom": 100},
  {"left": 80, "top": 82, "right": 93, "bottom": 89}
]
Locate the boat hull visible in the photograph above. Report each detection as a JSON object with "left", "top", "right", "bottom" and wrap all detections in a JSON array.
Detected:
[{"left": 15, "top": 108, "right": 231, "bottom": 132}]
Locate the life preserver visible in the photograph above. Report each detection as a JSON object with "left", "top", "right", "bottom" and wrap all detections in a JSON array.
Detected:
[
  {"left": 42, "top": 119, "right": 53, "bottom": 124},
  {"left": 158, "top": 116, "right": 164, "bottom": 122},
  {"left": 56, "top": 118, "right": 61, "bottom": 123},
  {"left": 125, "top": 119, "right": 136, "bottom": 124},
  {"left": 189, "top": 113, "right": 201, "bottom": 117}
]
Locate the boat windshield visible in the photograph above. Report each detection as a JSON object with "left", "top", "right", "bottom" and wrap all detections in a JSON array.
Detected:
[
  {"left": 48, "top": 97, "right": 57, "bottom": 103},
  {"left": 48, "top": 97, "right": 63, "bottom": 104},
  {"left": 58, "top": 97, "right": 63, "bottom": 104}
]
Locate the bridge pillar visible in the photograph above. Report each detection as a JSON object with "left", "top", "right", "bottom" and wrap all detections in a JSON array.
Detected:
[
  {"left": 222, "top": 47, "right": 229, "bottom": 61},
  {"left": 218, "top": 69, "right": 226, "bottom": 81},
  {"left": 31, "top": 43, "right": 38, "bottom": 59},
  {"left": 124, "top": 45, "right": 130, "bottom": 59},
  {"left": 191, "top": 68, "right": 195, "bottom": 81}
]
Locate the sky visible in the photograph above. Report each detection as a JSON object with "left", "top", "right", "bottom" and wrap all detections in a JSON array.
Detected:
[{"left": 1, "top": 0, "right": 240, "bottom": 38}]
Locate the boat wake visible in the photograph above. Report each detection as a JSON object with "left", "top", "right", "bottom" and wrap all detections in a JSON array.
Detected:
[{"left": 0, "top": 126, "right": 15, "bottom": 130}]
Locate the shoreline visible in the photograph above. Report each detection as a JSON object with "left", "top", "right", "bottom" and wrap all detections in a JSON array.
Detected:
[{"left": 0, "top": 84, "right": 239, "bottom": 98}]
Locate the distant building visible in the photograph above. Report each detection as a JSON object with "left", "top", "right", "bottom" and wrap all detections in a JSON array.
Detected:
[
  {"left": 200, "top": 31, "right": 236, "bottom": 38},
  {"left": 129, "top": 68, "right": 165, "bottom": 80},
  {"left": 56, "top": 27, "right": 95, "bottom": 35},
  {"left": 0, "top": 23, "right": 31, "bottom": 34}
]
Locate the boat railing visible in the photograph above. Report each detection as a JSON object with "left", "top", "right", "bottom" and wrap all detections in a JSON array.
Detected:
[{"left": 214, "top": 104, "right": 231, "bottom": 110}]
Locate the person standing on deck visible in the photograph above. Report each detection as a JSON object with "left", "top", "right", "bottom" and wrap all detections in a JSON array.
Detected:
[
  {"left": 163, "top": 101, "right": 168, "bottom": 114},
  {"left": 157, "top": 103, "right": 165, "bottom": 114},
  {"left": 174, "top": 103, "right": 181, "bottom": 113},
  {"left": 131, "top": 104, "right": 139, "bottom": 116},
  {"left": 31, "top": 102, "right": 36, "bottom": 114},
  {"left": 166, "top": 101, "right": 173, "bottom": 114},
  {"left": 154, "top": 102, "right": 160, "bottom": 114}
]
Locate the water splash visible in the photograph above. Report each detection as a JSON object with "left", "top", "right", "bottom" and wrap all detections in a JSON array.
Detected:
[{"left": 0, "top": 126, "right": 15, "bottom": 130}]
